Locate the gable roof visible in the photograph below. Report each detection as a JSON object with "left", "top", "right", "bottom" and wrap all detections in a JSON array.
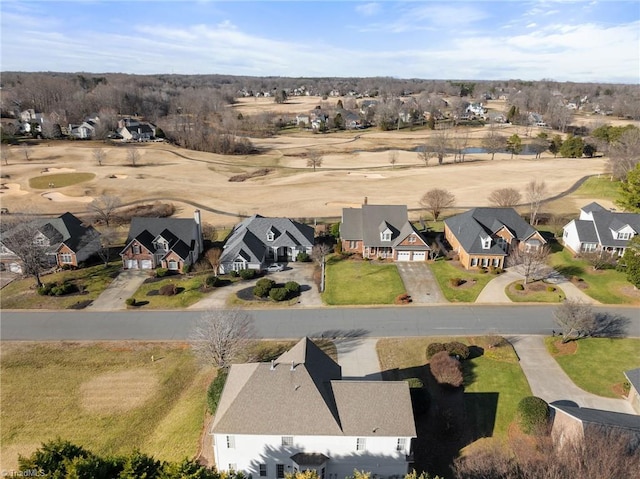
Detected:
[
  {"left": 220, "top": 215, "right": 314, "bottom": 265},
  {"left": 212, "top": 338, "right": 416, "bottom": 437},
  {"left": 122, "top": 217, "right": 199, "bottom": 257},
  {"left": 552, "top": 403, "right": 640, "bottom": 435},
  {"left": 624, "top": 368, "right": 640, "bottom": 394},
  {"left": 341, "top": 204, "right": 422, "bottom": 248},
  {"left": 444, "top": 207, "right": 543, "bottom": 255}
]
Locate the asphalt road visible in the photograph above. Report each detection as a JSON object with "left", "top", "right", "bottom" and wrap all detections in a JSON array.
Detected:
[{"left": 1, "top": 305, "right": 638, "bottom": 340}]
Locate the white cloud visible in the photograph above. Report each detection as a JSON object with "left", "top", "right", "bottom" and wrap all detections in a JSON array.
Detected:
[
  {"left": 526, "top": 22, "right": 538, "bottom": 28},
  {"left": 355, "top": 2, "right": 381, "bottom": 16}
]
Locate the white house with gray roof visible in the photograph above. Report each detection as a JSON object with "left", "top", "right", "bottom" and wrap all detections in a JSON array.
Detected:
[
  {"left": 562, "top": 202, "right": 640, "bottom": 257},
  {"left": 219, "top": 215, "right": 314, "bottom": 273},
  {"left": 340, "top": 204, "right": 430, "bottom": 261},
  {"left": 211, "top": 338, "right": 416, "bottom": 478}
]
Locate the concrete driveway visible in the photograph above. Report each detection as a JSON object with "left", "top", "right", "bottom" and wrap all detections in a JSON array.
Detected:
[
  {"left": 396, "top": 262, "right": 445, "bottom": 303},
  {"left": 87, "top": 270, "right": 148, "bottom": 310},
  {"left": 336, "top": 338, "right": 382, "bottom": 380}
]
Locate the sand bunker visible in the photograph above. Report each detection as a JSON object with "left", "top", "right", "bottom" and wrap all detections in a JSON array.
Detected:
[
  {"left": 45, "top": 167, "right": 76, "bottom": 173},
  {"left": 0, "top": 183, "right": 29, "bottom": 196},
  {"left": 112, "top": 174, "right": 128, "bottom": 179},
  {"left": 79, "top": 369, "right": 159, "bottom": 414},
  {"left": 347, "top": 172, "right": 386, "bottom": 179},
  {"left": 42, "top": 192, "right": 94, "bottom": 203}
]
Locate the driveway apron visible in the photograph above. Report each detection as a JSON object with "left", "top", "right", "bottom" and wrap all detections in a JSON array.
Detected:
[
  {"left": 336, "top": 338, "right": 382, "bottom": 381},
  {"left": 509, "top": 335, "right": 633, "bottom": 414},
  {"left": 396, "top": 262, "right": 445, "bottom": 304}
]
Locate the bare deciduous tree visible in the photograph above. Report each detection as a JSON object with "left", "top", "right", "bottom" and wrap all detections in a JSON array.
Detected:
[
  {"left": 431, "top": 129, "right": 450, "bottom": 165},
  {"left": 507, "top": 245, "right": 550, "bottom": 284},
  {"left": 417, "top": 143, "right": 436, "bottom": 167},
  {"left": 21, "top": 143, "right": 33, "bottom": 161},
  {"left": 488, "top": 187, "right": 522, "bottom": 207},
  {"left": 608, "top": 128, "right": 640, "bottom": 180},
  {"left": 205, "top": 248, "right": 222, "bottom": 276},
  {"left": 525, "top": 180, "right": 547, "bottom": 225},
  {"left": 0, "top": 146, "right": 12, "bottom": 165},
  {"left": 96, "top": 226, "right": 118, "bottom": 267},
  {"left": 93, "top": 148, "right": 106, "bottom": 166},
  {"left": 553, "top": 299, "right": 597, "bottom": 342},
  {"left": 420, "top": 188, "right": 456, "bottom": 221},
  {"left": 189, "top": 309, "right": 256, "bottom": 368},
  {"left": 312, "top": 243, "right": 332, "bottom": 293},
  {"left": 88, "top": 195, "right": 122, "bottom": 227},
  {"left": 126, "top": 147, "right": 141, "bottom": 167},
  {"left": 0, "top": 213, "right": 50, "bottom": 287},
  {"left": 307, "top": 150, "right": 322, "bottom": 172},
  {"left": 482, "top": 123, "right": 507, "bottom": 161},
  {"left": 202, "top": 223, "right": 218, "bottom": 242},
  {"left": 388, "top": 150, "right": 398, "bottom": 169},
  {"left": 582, "top": 250, "right": 617, "bottom": 271}
]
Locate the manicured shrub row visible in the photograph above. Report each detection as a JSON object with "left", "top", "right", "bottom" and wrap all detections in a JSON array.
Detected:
[
  {"left": 207, "top": 369, "right": 229, "bottom": 413},
  {"left": 426, "top": 341, "right": 470, "bottom": 360},
  {"left": 253, "top": 279, "right": 300, "bottom": 302},
  {"left": 517, "top": 396, "right": 550, "bottom": 435},
  {"left": 37, "top": 281, "right": 77, "bottom": 296},
  {"left": 239, "top": 269, "right": 257, "bottom": 280}
]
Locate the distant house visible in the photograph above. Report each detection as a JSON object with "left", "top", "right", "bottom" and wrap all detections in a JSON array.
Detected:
[
  {"left": 219, "top": 215, "right": 314, "bottom": 274},
  {"left": 211, "top": 337, "right": 416, "bottom": 478},
  {"left": 444, "top": 208, "right": 546, "bottom": 269},
  {"left": 562, "top": 202, "right": 640, "bottom": 257},
  {"left": 340, "top": 204, "right": 430, "bottom": 261},
  {"left": 120, "top": 211, "right": 203, "bottom": 271},
  {"left": 117, "top": 118, "right": 156, "bottom": 141},
  {"left": 624, "top": 368, "right": 640, "bottom": 414},
  {"left": 296, "top": 114, "right": 310, "bottom": 127},
  {"left": 0, "top": 212, "right": 101, "bottom": 273},
  {"left": 550, "top": 403, "right": 640, "bottom": 449},
  {"left": 69, "top": 119, "right": 98, "bottom": 139}
]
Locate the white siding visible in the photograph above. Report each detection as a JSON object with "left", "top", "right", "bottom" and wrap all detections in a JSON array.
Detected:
[
  {"left": 562, "top": 221, "right": 583, "bottom": 254},
  {"left": 213, "top": 433, "right": 412, "bottom": 478}
]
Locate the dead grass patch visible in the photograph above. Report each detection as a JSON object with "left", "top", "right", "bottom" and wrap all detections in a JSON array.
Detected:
[{"left": 79, "top": 369, "right": 160, "bottom": 414}]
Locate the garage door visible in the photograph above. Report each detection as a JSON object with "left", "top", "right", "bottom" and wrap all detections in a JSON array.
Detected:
[
  {"left": 413, "top": 252, "right": 427, "bottom": 261},
  {"left": 9, "top": 262, "right": 22, "bottom": 273},
  {"left": 127, "top": 259, "right": 138, "bottom": 269},
  {"left": 140, "top": 260, "right": 153, "bottom": 269},
  {"left": 397, "top": 252, "right": 411, "bottom": 261}
]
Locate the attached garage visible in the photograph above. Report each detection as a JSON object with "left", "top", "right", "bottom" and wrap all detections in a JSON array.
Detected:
[
  {"left": 126, "top": 259, "right": 138, "bottom": 269},
  {"left": 413, "top": 251, "right": 427, "bottom": 261},
  {"left": 140, "top": 259, "right": 153, "bottom": 269},
  {"left": 397, "top": 251, "right": 411, "bottom": 261}
]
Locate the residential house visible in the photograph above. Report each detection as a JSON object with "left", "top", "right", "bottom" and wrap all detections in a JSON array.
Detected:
[
  {"left": 69, "top": 119, "right": 98, "bottom": 139},
  {"left": 624, "top": 368, "right": 640, "bottom": 415},
  {"left": 550, "top": 403, "right": 640, "bottom": 449},
  {"left": 117, "top": 118, "right": 156, "bottom": 141},
  {"left": 465, "top": 102, "right": 486, "bottom": 117},
  {"left": 296, "top": 114, "right": 310, "bottom": 128},
  {"left": 211, "top": 338, "right": 416, "bottom": 478},
  {"left": 219, "top": 215, "right": 314, "bottom": 274},
  {"left": 120, "top": 210, "right": 203, "bottom": 271},
  {"left": 340, "top": 204, "right": 430, "bottom": 261},
  {"left": 444, "top": 207, "right": 546, "bottom": 269},
  {"left": 562, "top": 202, "right": 640, "bottom": 257},
  {"left": 0, "top": 212, "right": 101, "bottom": 273}
]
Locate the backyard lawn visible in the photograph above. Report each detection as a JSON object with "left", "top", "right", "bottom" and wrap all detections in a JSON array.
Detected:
[
  {"left": 0, "top": 261, "right": 121, "bottom": 309},
  {"left": 429, "top": 259, "right": 495, "bottom": 302},
  {"left": 571, "top": 176, "right": 622, "bottom": 202},
  {"left": 0, "top": 342, "right": 210, "bottom": 471},
  {"left": 545, "top": 337, "right": 640, "bottom": 398},
  {"left": 322, "top": 256, "right": 405, "bottom": 305},
  {"left": 548, "top": 249, "right": 639, "bottom": 304}
]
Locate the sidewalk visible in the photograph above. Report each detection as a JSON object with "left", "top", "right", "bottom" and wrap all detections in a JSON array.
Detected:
[
  {"left": 509, "top": 335, "right": 633, "bottom": 414},
  {"left": 335, "top": 338, "right": 381, "bottom": 381}
]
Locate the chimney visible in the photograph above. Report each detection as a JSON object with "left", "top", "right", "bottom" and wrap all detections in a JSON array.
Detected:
[
  {"left": 270, "top": 360, "right": 275, "bottom": 370},
  {"left": 290, "top": 360, "right": 295, "bottom": 371},
  {"left": 364, "top": 196, "right": 368, "bottom": 205},
  {"left": 194, "top": 210, "right": 203, "bottom": 254}
]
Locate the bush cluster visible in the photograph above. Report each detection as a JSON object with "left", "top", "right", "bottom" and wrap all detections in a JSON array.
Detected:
[
  {"left": 230, "top": 270, "right": 239, "bottom": 277},
  {"left": 429, "top": 351, "right": 463, "bottom": 388},
  {"left": 269, "top": 287, "right": 288, "bottom": 301},
  {"left": 284, "top": 281, "right": 300, "bottom": 294},
  {"left": 254, "top": 279, "right": 300, "bottom": 302},
  {"left": 296, "top": 252, "right": 311, "bottom": 262},
  {"left": 206, "top": 275, "right": 222, "bottom": 287},
  {"left": 159, "top": 283, "right": 178, "bottom": 296},
  {"left": 489, "top": 266, "right": 503, "bottom": 275},
  {"left": 253, "top": 278, "right": 276, "bottom": 297},
  {"left": 239, "top": 268, "right": 257, "bottom": 280},
  {"left": 426, "top": 341, "right": 470, "bottom": 360},
  {"left": 449, "top": 277, "right": 464, "bottom": 287},
  {"left": 37, "top": 281, "right": 77, "bottom": 296},
  {"left": 207, "top": 369, "right": 229, "bottom": 413},
  {"left": 125, "top": 297, "right": 136, "bottom": 306},
  {"left": 426, "top": 342, "right": 446, "bottom": 358},
  {"left": 517, "top": 396, "right": 550, "bottom": 434},
  {"left": 156, "top": 268, "right": 169, "bottom": 278}
]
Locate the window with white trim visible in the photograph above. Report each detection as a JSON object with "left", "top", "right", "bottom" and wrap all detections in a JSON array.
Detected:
[
  {"left": 281, "top": 436, "right": 293, "bottom": 446},
  {"left": 493, "top": 258, "right": 500, "bottom": 267},
  {"left": 481, "top": 258, "right": 489, "bottom": 267},
  {"left": 226, "top": 435, "right": 235, "bottom": 448},
  {"left": 60, "top": 253, "right": 73, "bottom": 264},
  {"left": 356, "top": 437, "right": 366, "bottom": 451},
  {"left": 259, "top": 464, "right": 267, "bottom": 477},
  {"left": 470, "top": 257, "right": 478, "bottom": 267},
  {"left": 481, "top": 236, "right": 491, "bottom": 249},
  {"left": 408, "top": 235, "right": 416, "bottom": 244},
  {"left": 396, "top": 437, "right": 406, "bottom": 451},
  {"left": 168, "top": 259, "right": 178, "bottom": 270},
  {"left": 618, "top": 232, "right": 631, "bottom": 240},
  {"left": 34, "top": 236, "right": 47, "bottom": 246},
  {"left": 267, "top": 230, "right": 275, "bottom": 241},
  {"left": 349, "top": 240, "right": 358, "bottom": 249},
  {"left": 133, "top": 244, "right": 141, "bottom": 254},
  {"left": 381, "top": 231, "right": 392, "bottom": 242}
]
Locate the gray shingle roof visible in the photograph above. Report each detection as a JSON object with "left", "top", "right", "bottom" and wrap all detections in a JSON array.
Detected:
[
  {"left": 212, "top": 338, "right": 416, "bottom": 437},
  {"left": 552, "top": 404, "right": 640, "bottom": 434},
  {"left": 589, "top": 209, "right": 640, "bottom": 248},
  {"left": 444, "top": 207, "right": 542, "bottom": 255},
  {"left": 341, "top": 205, "right": 426, "bottom": 249},
  {"left": 624, "top": 368, "right": 640, "bottom": 394},
  {"left": 122, "top": 217, "right": 200, "bottom": 259},
  {"left": 573, "top": 219, "right": 599, "bottom": 243}
]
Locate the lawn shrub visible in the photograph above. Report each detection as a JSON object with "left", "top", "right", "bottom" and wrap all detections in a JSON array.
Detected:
[
  {"left": 207, "top": 369, "right": 229, "bottom": 413},
  {"left": 284, "top": 281, "right": 300, "bottom": 294},
  {"left": 156, "top": 268, "right": 169, "bottom": 278},
  {"left": 125, "top": 297, "right": 136, "bottom": 306},
  {"left": 296, "top": 252, "right": 311, "bottom": 262},
  {"left": 515, "top": 283, "right": 525, "bottom": 291},
  {"left": 405, "top": 377, "right": 424, "bottom": 388},
  {"left": 230, "top": 270, "right": 239, "bottom": 277},
  {"left": 182, "top": 263, "right": 191, "bottom": 274},
  {"left": 395, "top": 293, "right": 412, "bottom": 304},
  {"left": 38, "top": 281, "right": 76, "bottom": 296},
  {"left": 449, "top": 277, "right": 464, "bottom": 287},
  {"left": 269, "top": 287, "right": 288, "bottom": 302},
  {"left": 517, "top": 396, "right": 550, "bottom": 434},
  {"left": 430, "top": 351, "right": 463, "bottom": 388},
  {"left": 479, "top": 267, "right": 488, "bottom": 274},
  {"left": 445, "top": 341, "right": 470, "bottom": 360},
  {"left": 490, "top": 267, "right": 503, "bottom": 275},
  {"left": 547, "top": 286, "right": 556, "bottom": 292},
  {"left": 206, "top": 275, "right": 222, "bottom": 287},
  {"left": 159, "top": 283, "right": 178, "bottom": 296},
  {"left": 239, "top": 269, "right": 256, "bottom": 280},
  {"left": 426, "top": 342, "right": 446, "bottom": 359},
  {"left": 254, "top": 278, "right": 275, "bottom": 297},
  {"left": 37, "top": 283, "right": 55, "bottom": 296}
]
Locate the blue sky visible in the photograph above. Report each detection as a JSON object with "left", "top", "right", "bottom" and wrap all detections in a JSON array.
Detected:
[{"left": 1, "top": 0, "right": 638, "bottom": 83}]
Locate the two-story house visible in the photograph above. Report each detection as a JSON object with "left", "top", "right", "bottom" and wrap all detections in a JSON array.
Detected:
[{"left": 212, "top": 338, "right": 416, "bottom": 478}]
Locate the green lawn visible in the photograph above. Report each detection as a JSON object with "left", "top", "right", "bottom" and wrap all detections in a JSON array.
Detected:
[
  {"left": 505, "top": 280, "right": 566, "bottom": 303},
  {"left": 429, "top": 259, "right": 495, "bottom": 302},
  {"left": 0, "top": 261, "right": 121, "bottom": 309},
  {"left": 545, "top": 337, "right": 640, "bottom": 398},
  {"left": 377, "top": 336, "right": 532, "bottom": 438},
  {"left": 131, "top": 274, "right": 213, "bottom": 309},
  {"left": 572, "top": 176, "right": 622, "bottom": 202},
  {"left": 0, "top": 342, "right": 209, "bottom": 471},
  {"left": 549, "top": 249, "right": 639, "bottom": 304},
  {"left": 322, "top": 256, "right": 405, "bottom": 305},
  {"left": 29, "top": 172, "right": 96, "bottom": 189}
]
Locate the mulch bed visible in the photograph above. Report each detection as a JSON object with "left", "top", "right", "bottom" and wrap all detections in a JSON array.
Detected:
[{"left": 549, "top": 338, "right": 577, "bottom": 356}]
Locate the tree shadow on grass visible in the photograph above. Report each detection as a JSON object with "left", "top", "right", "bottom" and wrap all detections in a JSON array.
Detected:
[{"left": 555, "top": 265, "right": 584, "bottom": 277}]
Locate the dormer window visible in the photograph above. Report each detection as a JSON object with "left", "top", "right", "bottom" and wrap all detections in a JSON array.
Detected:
[
  {"left": 618, "top": 232, "right": 632, "bottom": 240},
  {"left": 267, "top": 231, "right": 275, "bottom": 241},
  {"left": 481, "top": 236, "right": 491, "bottom": 250},
  {"left": 381, "top": 229, "right": 392, "bottom": 242}
]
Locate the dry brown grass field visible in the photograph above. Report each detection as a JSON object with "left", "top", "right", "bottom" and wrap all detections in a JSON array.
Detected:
[{"left": 1, "top": 98, "right": 633, "bottom": 226}]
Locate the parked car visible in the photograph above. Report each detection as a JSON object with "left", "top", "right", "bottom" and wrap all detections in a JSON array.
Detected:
[{"left": 266, "top": 263, "right": 284, "bottom": 273}]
